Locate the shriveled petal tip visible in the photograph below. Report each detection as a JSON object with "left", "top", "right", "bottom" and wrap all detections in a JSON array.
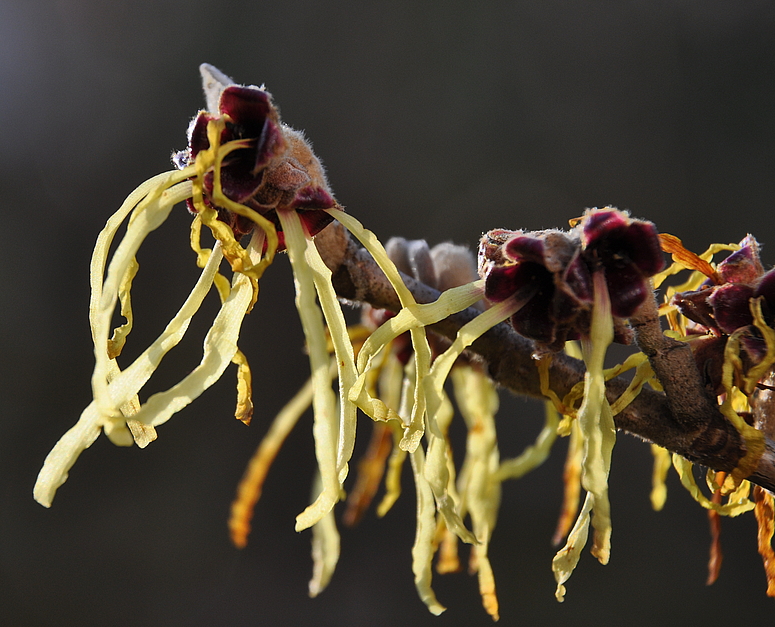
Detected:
[{"left": 718, "top": 234, "right": 763, "bottom": 284}]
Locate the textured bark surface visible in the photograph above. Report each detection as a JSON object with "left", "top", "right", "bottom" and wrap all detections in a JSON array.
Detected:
[{"left": 316, "top": 222, "right": 775, "bottom": 492}]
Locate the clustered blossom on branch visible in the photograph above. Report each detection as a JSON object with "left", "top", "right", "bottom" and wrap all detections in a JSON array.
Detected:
[
  {"left": 173, "top": 80, "right": 336, "bottom": 249},
  {"left": 672, "top": 235, "right": 775, "bottom": 396},
  {"left": 478, "top": 209, "right": 664, "bottom": 352},
  {"left": 33, "top": 64, "right": 775, "bottom": 619}
]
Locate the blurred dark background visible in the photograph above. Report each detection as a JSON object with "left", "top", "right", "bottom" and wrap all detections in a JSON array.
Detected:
[{"left": 2, "top": 1, "right": 775, "bottom": 625}]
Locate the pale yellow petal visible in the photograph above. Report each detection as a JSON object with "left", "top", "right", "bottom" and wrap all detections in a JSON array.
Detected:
[
  {"left": 452, "top": 365, "right": 502, "bottom": 620},
  {"left": 578, "top": 272, "right": 616, "bottom": 565},
  {"left": 328, "top": 208, "right": 434, "bottom": 453},
  {"left": 33, "top": 402, "right": 103, "bottom": 507},
  {"left": 376, "top": 365, "right": 414, "bottom": 517},
  {"left": 279, "top": 210, "right": 341, "bottom": 532},
  {"left": 35, "top": 180, "right": 223, "bottom": 506},
  {"left": 303, "top": 234, "right": 359, "bottom": 485},
  {"left": 419, "top": 297, "right": 520, "bottom": 545},
  {"left": 98, "top": 242, "right": 222, "bottom": 410},
  {"left": 120, "top": 259, "right": 254, "bottom": 428},
  {"left": 410, "top": 446, "right": 446, "bottom": 615},
  {"left": 91, "top": 179, "right": 194, "bottom": 414},
  {"left": 650, "top": 444, "right": 671, "bottom": 511},
  {"left": 671, "top": 454, "right": 755, "bottom": 516},
  {"left": 552, "top": 493, "right": 594, "bottom": 602},
  {"left": 230, "top": 376, "right": 316, "bottom": 548},
  {"left": 308, "top": 473, "right": 341, "bottom": 598}
]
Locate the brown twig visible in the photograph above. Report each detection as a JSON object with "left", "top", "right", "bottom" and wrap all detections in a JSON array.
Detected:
[{"left": 315, "top": 222, "right": 775, "bottom": 493}]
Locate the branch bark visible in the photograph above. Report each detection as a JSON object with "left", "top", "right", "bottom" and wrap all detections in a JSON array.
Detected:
[{"left": 315, "top": 222, "right": 775, "bottom": 493}]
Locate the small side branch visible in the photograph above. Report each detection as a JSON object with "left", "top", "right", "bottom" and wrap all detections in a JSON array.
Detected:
[{"left": 315, "top": 222, "right": 775, "bottom": 493}]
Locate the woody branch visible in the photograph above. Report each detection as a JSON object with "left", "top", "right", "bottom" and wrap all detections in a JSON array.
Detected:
[{"left": 315, "top": 221, "right": 775, "bottom": 493}]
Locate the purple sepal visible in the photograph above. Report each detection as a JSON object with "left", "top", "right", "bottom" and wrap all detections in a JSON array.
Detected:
[
  {"left": 176, "top": 82, "right": 338, "bottom": 248},
  {"left": 672, "top": 288, "right": 717, "bottom": 331},
  {"left": 717, "top": 235, "right": 762, "bottom": 284},
  {"left": 581, "top": 208, "right": 664, "bottom": 316},
  {"left": 606, "top": 262, "right": 652, "bottom": 318},
  {"left": 504, "top": 235, "right": 546, "bottom": 265},
  {"left": 708, "top": 283, "right": 755, "bottom": 335},
  {"left": 755, "top": 269, "right": 775, "bottom": 324},
  {"left": 291, "top": 186, "right": 335, "bottom": 210},
  {"left": 583, "top": 210, "right": 664, "bottom": 273}
]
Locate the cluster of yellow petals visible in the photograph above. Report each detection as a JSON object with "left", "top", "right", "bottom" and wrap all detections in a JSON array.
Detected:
[
  {"left": 34, "top": 65, "right": 775, "bottom": 621},
  {"left": 652, "top": 235, "right": 775, "bottom": 596},
  {"left": 33, "top": 120, "right": 280, "bottom": 508}
]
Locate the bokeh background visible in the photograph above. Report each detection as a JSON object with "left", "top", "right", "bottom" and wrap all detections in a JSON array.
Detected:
[{"left": 2, "top": 1, "right": 775, "bottom": 625}]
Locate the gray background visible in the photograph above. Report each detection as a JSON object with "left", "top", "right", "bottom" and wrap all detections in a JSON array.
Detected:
[{"left": 2, "top": 1, "right": 775, "bottom": 625}]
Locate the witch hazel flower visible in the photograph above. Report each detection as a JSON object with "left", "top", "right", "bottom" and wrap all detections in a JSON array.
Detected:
[
  {"left": 664, "top": 231, "right": 775, "bottom": 461},
  {"left": 34, "top": 64, "right": 523, "bottom": 618},
  {"left": 479, "top": 228, "right": 591, "bottom": 351},
  {"left": 479, "top": 208, "right": 665, "bottom": 600},
  {"left": 173, "top": 67, "right": 336, "bottom": 251},
  {"left": 479, "top": 208, "right": 664, "bottom": 354},
  {"left": 670, "top": 235, "right": 775, "bottom": 391},
  {"left": 225, "top": 234, "right": 525, "bottom": 618},
  {"left": 648, "top": 233, "right": 774, "bottom": 591},
  {"left": 665, "top": 233, "right": 774, "bottom": 448},
  {"left": 33, "top": 64, "right": 391, "bottom": 528}
]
